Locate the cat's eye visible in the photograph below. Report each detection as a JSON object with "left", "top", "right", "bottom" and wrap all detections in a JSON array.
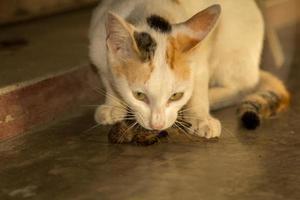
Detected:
[
  {"left": 133, "top": 91, "right": 148, "bottom": 102},
  {"left": 169, "top": 92, "right": 184, "bottom": 102}
]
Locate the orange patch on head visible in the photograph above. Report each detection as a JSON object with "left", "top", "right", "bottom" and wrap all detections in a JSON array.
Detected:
[
  {"left": 175, "top": 34, "right": 200, "bottom": 52},
  {"left": 166, "top": 37, "right": 191, "bottom": 80},
  {"left": 113, "top": 59, "right": 154, "bottom": 85}
]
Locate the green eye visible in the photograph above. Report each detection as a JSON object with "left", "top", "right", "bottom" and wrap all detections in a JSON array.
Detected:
[
  {"left": 133, "top": 91, "right": 148, "bottom": 102},
  {"left": 169, "top": 92, "right": 184, "bottom": 102}
]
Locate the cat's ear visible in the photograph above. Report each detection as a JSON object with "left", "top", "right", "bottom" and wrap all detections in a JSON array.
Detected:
[
  {"left": 105, "top": 12, "right": 138, "bottom": 60},
  {"left": 172, "top": 4, "right": 221, "bottom": 52}
]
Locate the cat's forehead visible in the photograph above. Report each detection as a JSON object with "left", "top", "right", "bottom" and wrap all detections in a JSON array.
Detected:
[
  {"left": 130, "top": 29, "right": 190, "bottom": 84},
  {"left": 134, "top": 14, "right": 173, "bottom": 59},
  {"left": 114, "top": 15, "right": 190, "bottom": 85},
  {"left": 145, "top": 66, "right": 174, "bottom": 97}
]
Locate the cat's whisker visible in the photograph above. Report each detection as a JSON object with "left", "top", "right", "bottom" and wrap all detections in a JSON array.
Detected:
[
  {"left": 83, "top": 123, "right": 101, "bottom": 134},
  {"left": 124, "top": 115, "right": 135, "bottom": 118},
  {"left": 174, "top": 122, "right": 193, "bottom": 141},
  {"left": 178, "top": 112, "right": 206, "bottom": 117},
  {"left": 121, "top": 117, "right": 136, "bottom": 120},
  {"left": 90, "top": 86, "right": 129, "bottom": 109},
  {"left": 178, "top": 105, "right": 204, "bottom": 114},
  {"left": 103, "top": 90, "right": 130, "bottom": 107},
  {"left": 126, "top": 110, "right": 135, "bottom": 116},
  {"left": 222, "top": 126, "right": 235, "bottom": 138},
  {"left": 179, "top": 116, "right": 202, "bottom": 120},
  {"left": 175, "top": 120, "right": 195, "bottom": 136},
  {"left": 135, "top": 112, "right": 146, "bottom": 127},
  {"left": 119, "top": 121, "right": 138, "bottom": 142},
  {"left": 176, "top": 118, "right": 190, "bottom": 125},
  {"left": 82, "top": 103, "right": 137, "bottom": 118},
  {"left": 173, "top": 122, "right": 185, "bottom": 133},
  {"left": 175, "top": 120, "right": 192, "bottom": 134}
]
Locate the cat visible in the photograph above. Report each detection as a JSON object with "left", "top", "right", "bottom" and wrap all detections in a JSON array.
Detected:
[{"left": 89, "top": 0, "right": 290, "bottom": 139}]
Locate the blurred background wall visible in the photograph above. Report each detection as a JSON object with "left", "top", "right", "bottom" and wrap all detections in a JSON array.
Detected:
[
  {"left": 0, "top": 0, "right": 98, "bottom": 25},
  {"left": 258, "top": 0, "right": 299, "bottom": 80},
  {"left": 0, "top": 0, "right": 298, "bottom": 26}
]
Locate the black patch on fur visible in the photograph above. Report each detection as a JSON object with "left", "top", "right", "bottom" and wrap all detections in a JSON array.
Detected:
[
  {"left": 241, "top": 111, "right": 261, "bottom": 130},
  {"left": 146, "top": 15, "right": 172, "bottom": 33},
  {"left": 134, "top": 31, "right": 157, "bottom": 61},
  {"left": 240, "top": 101, "right": 261, "bottom": 113}
]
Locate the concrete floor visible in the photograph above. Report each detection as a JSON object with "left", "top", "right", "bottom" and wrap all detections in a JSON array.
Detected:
[{"left": 0, "top": 51, "right": 299, "bottom": 200}]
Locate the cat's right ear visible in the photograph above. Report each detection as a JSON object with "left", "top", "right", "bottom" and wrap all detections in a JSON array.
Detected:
[
  {"left": 105, "top": 12, "right": 138, "bottom": 60},
  {"left": 172, "top": 4, "right": 221, "bottom": 53}
]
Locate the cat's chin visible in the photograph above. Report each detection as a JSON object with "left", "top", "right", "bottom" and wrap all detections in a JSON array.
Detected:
[
  {"left": 141, "top": 124, "right": 171, "bottom": 132},
  {"left": 136, "top": 124, "right": 166, "bottom": 132},
  {"left": 136, "top": 123, "right": 153, "bottom": 131},
  {"left": 134, "top": 119, "right": 151, "bottom": 130}
]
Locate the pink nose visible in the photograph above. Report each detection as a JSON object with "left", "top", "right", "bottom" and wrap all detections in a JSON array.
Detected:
[
  {"left": 151, "top": 109, "right": 165, "bottom": 130},
  {"left": 151, "top": 123, "right": 164, "bottom": 130}
]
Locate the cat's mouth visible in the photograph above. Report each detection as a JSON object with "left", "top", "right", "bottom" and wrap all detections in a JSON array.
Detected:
[
  {"left": 124, "top": 109, "right": 192, "bottom": 132},
  {"left": 109, "top": 112, "right": 192, "bottom": 145},
  {"left": 108, "top": 120, "right": 169, "bottom": 145}
]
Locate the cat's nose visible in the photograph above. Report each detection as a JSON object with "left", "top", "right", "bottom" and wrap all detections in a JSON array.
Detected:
[
  {"left": 150, "top": 123, "right": 164, "bottom": 130},
  {"left": 151, "top": 111, "right": 165, "bottom": 130}
]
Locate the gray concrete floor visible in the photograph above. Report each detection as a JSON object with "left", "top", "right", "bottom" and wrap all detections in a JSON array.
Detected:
[{"left": 0, "top": 51, "right": 299, "bottom": 200}]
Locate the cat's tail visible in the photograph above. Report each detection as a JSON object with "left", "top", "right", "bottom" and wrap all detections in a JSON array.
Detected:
[{"left": 237, "top": 70, "right": 290, "bottom": 130}]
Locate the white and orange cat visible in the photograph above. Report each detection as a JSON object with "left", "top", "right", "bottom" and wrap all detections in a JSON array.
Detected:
[{"left": 89, "top": 0, "right": 289, "bottom": 139}]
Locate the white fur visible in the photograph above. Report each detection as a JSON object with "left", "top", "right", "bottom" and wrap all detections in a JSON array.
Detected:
[{"left": 89, "top": 0, "right": 264, "bottom": 138}]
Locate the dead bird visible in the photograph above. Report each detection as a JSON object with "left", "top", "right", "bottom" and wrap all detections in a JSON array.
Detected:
[
  {"left": 107, "top": 118, "right": 213, "bottom": 146},
  {"left": 108, "top": 120, "right": 169, "bottom": 146}
]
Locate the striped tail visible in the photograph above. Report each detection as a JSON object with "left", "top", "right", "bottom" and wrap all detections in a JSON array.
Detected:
[{"left": 237, "top": 70, "right": 290, "bottom": 130}]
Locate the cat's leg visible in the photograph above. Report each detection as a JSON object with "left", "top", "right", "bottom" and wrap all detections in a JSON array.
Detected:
[
  {"left": 208, "top": 6, "right": 263, "bottom": 111},
  {"left": 208, "top": 1, "right": 264, "bottom": 110},
  {"left": 185, "top": 71, "right": 221, "bottom": 139},
  {"left": 95, "top": 78, "right": 127, "bottom": 125},
  {"left": 209, "top": 62, "right": 259, "bottom": 111},
  {"left": 209, "top": 86, "right": 243, "bottom": 111}
]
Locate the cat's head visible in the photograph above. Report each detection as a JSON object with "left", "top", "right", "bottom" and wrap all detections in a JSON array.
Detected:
[{"left": 105, "top": 5, "right": 221, "bottom": 130}]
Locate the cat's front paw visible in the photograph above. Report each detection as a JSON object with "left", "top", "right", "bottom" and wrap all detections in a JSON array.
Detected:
[
  {"left": 95, "top": 105, "right": 127, "bottom": 125},
  {"left": 189, "top": 116, "right": 221, "bottom": 139}
]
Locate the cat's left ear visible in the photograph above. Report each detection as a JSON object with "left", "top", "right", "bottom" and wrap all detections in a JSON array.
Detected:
[
  {"left": 172, "top": 4, "right": 221, "bottom": 52},
  {"left": 105, "top": 12, "right": 139, "bottom": 60}
]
